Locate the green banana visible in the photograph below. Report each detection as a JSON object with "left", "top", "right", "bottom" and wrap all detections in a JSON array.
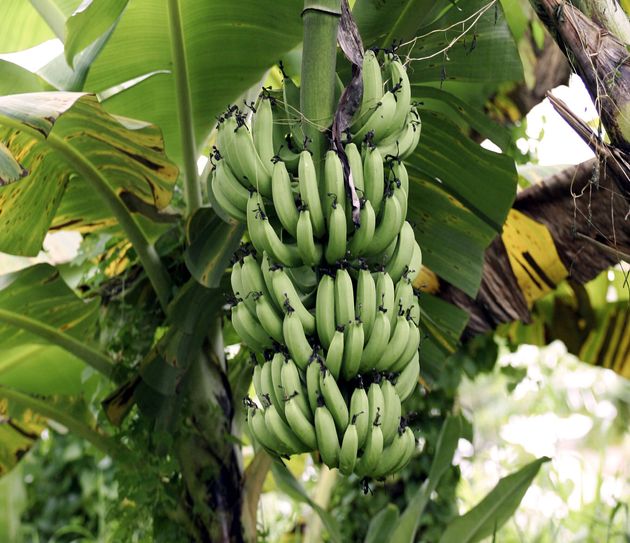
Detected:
[
  {"left": 385, "top": 221, "right": 416, "bottom": 283},
  {"left": 230, "top": 259, "right": 247, "bottom": 307},
  {"left": 352, "top": 91, "right": 397, "bottom": 144},
  {"left": 320, "top": 368, "right": 349, "bottom": 433},
  {"left": 286, "top": 265, "right": 318, "bottom": 294},
  {"left": 323, "top": 150, "right": 346, "bottom": 220},
  {"left": 315, "top": 404, "right": 340, "bottom": 468},
  {"left": 356, "top": 423, "right": 383, "bottom": 476},
  {"left": 298, "top": 151, "right": 326, "bottom": 238},
  {"left": 248, "top": 406, "right": 282, "bottom": 454},
  {"left": 342, "top": 319, "right": 364, "bottom": 380},
  {"left": 325, "top": 198, "right": 348, "bottom": 264},
  {"left": 306, "top": 358, "right": 322, "bottom": 414},
  {"left": 315, "top": 274, "right": 336, "bottom": 350},
  {"left": 252, "top": 95, "right": 276, "bottom": 170},
  {"left": 358, "top": 309, "right": 391, "bottom": 372},
  {"left": 271, "top": 160, "right": 299, "bottom": 237},
  {"left": 390, "top": 426, "right": 416, "bottom": 473},
  {"left": 218, "top": 114, "right": 272, "bottom": 195},
  {"left": 363, "top": 145, "right": 385, "bottom": 215},
  {"left": 260, "top": 251, "right": 283, "bottom": 312},
  {"left": 390, "top": 319, "right": 420, "bottom": 373},
  {"left": 375, "top": 270, "right": 396, "bottom": 327},
  {"left": 325, "top": 327, "right": 345, "bottom": 381},
  {"left": 241, "top": 253, "right": 271, "bottom": 305},
  {"left": 271, "top": 267, "right": 315, "bottom": 335},
  {"left": 213, "top": 159, "right": 249, "bottom": 211},
  {"left": 338, "top": 420, "right": 359, "bottom": 475},
  {"left": 380, "top": 379, "right": 401, "bottom": 445},
  {"left": 285, "top": 397, "right": 317, "bottom": 450},
  {"left": 271, "top": 353, "right": 286, "bottom": 411},
  {"left": 281, "top": 358, "right": 311, "bottom": 421},
  {"left": 394, "top": 276, "right": 415, "bottom": 316},
  {"left": 394, "top": 351, "right": 420, "bottom": 402},
  {"left": 262, "top": 360, "right": 284, "bottom": 420},
  {"left": 355, "top": 266, "right": 376, "bottom": 338},
  {"left": 371, "top": 427, "right": 410, "bottom": 478},
  {"left": 282, "top": 312, "right": 314, "bottom": 371},
  {"left": 296, "top": 209, "right": 323, "bottom": 266},
  {"left": 377, "top": 114, "right": 419, "bottom": 160},
  {"left": 347, "top": 199, "right": 376, "bottom": 257},
  {"left": 375, "top": 313, "right": 410, "bottom": 370},
  {"left": 246, "top": 191, "right": 269, "bottom": 256},
  {"left": 252, "top": 365, "right": 264, "bottom": 407},
  {"left": 364, "top": 191, "right": 402, "bottom": 256},
  {"left": 382, "top": 56, "right": 411, "bottom": 138},
  {"left": 254, "top": 294, "right": 283, "bottom": 344},
  {"left": 211, "top": 167, "right": 247, "bottom": 222},
  {"left": 367, "top": 382, "right": 385, "bottom": 429},
  {"left": 231, "top": 302, "right": 272, "bottom": 351},
  {"left": 407, "top": 240, "right": 422, "bottom": 282},
  {"left": 334, "top": 268, "right": 355, "bottom": 327},
  {"left": 262, "top": 218, "right": 302, "bottom": 267},
  {"left": 350, "top": 385, "right": 369, "bottom": 448},
  {"left": 353, "top": 50, "right": 383, "bottom": 131},
  {"left": 265, "top": 403, "right": 308, "bottom": 454}
]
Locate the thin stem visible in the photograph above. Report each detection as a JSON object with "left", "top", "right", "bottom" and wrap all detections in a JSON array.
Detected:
[
  {"left": 167, "top": 0, "right": 202, "bottom": 216},
  {"left": 29, "top": 0, "right": 66, "bottom": 41},
  {"left": 48, "top": 134, "right": 172, "bottom": 311},
  {"left": 0, "top": 308, "right": 114, "bottom": 379},
  {"left": 300, "top": 0, "right": 342, "bottom": 178},
  {"left": 0, "top": 385, "right": 124, "bottom": 459}
]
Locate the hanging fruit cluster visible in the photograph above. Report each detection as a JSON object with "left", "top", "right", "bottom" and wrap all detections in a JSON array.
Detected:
[{"left": 211, "top": 51, "right": 423, "bottom": 479}]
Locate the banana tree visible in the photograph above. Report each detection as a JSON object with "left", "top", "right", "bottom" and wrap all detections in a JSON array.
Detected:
[{"left": 0, "top": 0, "right": 558, "bottom": 540}]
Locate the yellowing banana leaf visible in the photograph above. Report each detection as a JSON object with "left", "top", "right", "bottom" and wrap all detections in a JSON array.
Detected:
[
  {"left": 0, "top": 92, "right": 178, "bottom": 255},
  {"left": 83, "top": 0, "right": 304, "bottom": 166},
  {"left": 0, "top": 399, "right": 46, "bottom": 478}
]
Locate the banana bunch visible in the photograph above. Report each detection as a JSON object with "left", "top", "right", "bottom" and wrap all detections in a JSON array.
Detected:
[
  {"left": 215, "top": 52, "right": 423, "bottom": 479},
  {"left": 246, "top": 354, "right": 416, "bottom": 478}
]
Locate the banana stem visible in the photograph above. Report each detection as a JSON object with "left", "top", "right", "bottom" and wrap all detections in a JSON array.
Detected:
[
  {"left": 167, "top": 0, "right": 203, "bottom": 216},
  {"left": 300, "top": 0, "right": 342, "bottom": 178}
]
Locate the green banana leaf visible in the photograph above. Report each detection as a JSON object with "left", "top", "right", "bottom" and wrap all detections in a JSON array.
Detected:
[
  {"left": 83, "top": 0, "right": 305, "bottom": 165},
  {"left": 0, "top": 92, "right": 178, "bottom": 255},
  {"left": 439, "top": 457, "right": 550, "bottom": 543}
]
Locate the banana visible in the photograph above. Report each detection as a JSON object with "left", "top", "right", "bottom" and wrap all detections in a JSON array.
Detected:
[
  {"left": 213, "top": 159, "right": 249, "bottom": 211},
  {"left": 271, "top": 160, "right": 299, "bottom": 237},
  {"left": 315, "top": 404, "right": 340, "bottom": 468},
  {"left": 334, "top": 268, "right": 355, "bottom": 327},
  {"left": 306, "top": 358, "right": 322, "bottom": 414},
  {"left": 391, "top": 159, "right": 409, "bottom": 194},
  {"left": 409, "top": 294, "right": 420, "bottom": 325},
  {"left": 347, "top": 199, "right": 376, "bottom": 257},
  {"left": 320, "top": 368, "right": 349, "bottom": 433},
  {"left": 218, "top": 114, "right": 272, "bottom": 195},
  {"left": 271, "top": 353, "right": 286, "bottom": 411},
  {"left": 394, "top": 350, "right": 420, "bottom": 402},
  {"left": 262, "top": 218, "right": 302, "bottom": 267},
  {"left": 407, "top": 240, "right": 422, "bottom": 282},
  {"left": 345, "top": 142, "right": 365, "bottom": 195},
  {"left": 262, "top": 360, "right": 284, "bottom": 419},
  {"left": 394, "top": 276, "right": 415, "bottom": 316},
  {"left": 400, "top": 115, "right": 421, "bottom": 160},
  {"left": 252, "top": 365, "right": 264, "bottom": 406},
  {"left": 265, "top": 403, "right": 308, "bottom": 453},
  {"left": 325, "top": 327, "right": 345, "bottom": 381},
  {"left": 390, "top": 426, "right": 416, "bottom": 473},
  {"left": 350, "top": 385, "right": 369, "bottom": 448},
  {"left": 382, "top": 56, "right": 411, "bottom": 138},
  {"left": 371, "top": 427, "right": 409, "bottom": 478},
  {"left": 323, "top": 150, "right": 346, "bottom": 220},
  {"left": 390, "top": 319, "right": 420, "bottom": 373},
  {"left": 355, "top": 266, "right": 376, "bottom": 338},
  {"left": 230, "top": 258, "right": 246, "bottom": 305},
  {"left": 338, "top": 420, "right": 359, "bottom": 475},
  {"left": 380, "top": 379, "right": 401, "bottom": 445},
  {"left": 296, "top": 209, "right": 323, "bottom": 266},
  {"left": 391, "top": 177, "right": 408, "bottom": 225},
  {"left": 248, "top": 406, "right": 282, "bottom": 454},
  {"left": 363, "top": 145, "right": 385, "bottom": 215},
  {"left": 252, "top": 95, "right": 276, "bottom": 171},
  {"left": 287, "top": 265, "right": 318, "bottom": 293},
  {"left": 231, "top": 302, "right": 272, "bottom": 351},
  {"left": 254, "top": 294, "right": 283, "bottom": 344},
  {"left": 356, "top": 423, "right": 383, "bottom": 476},
  {"left": 281, "top": 358, "right": 311, "bottom": 421},
  {"left": 375, "top": 270, "right": 396, "bottom": 328},
  {"left": 282, "top": 312, "right": 314, "bottom": 371},
  {"left": 246, "top": 191, "right": 269, "bottom": 256},
  {"left": 385, "top": 221, "right": 415, "bottom": 284},
  {"left": 377, "top": 115, "right": 418, "bottom": 160},
  {"left": 211, "top": 167, "right": 247, "bottom": 222},
  {"left": 298, "top": 151, "right": 326, "bottom": 238},
  {"left": 285, "top": 397, "right": 318, "bottom": 450},
  {"left": 353, "top": 50, "right": 383, "bottom": 131},
  {"left": 241, "top": 253, "right": 271, "bottom": 306},
  {"left": 358, "top": 309, "right": 391, "bottom": 372},
  {"left": 325, "top": 199, "right": 348, "bottom": 264},
  {"left": 367, "top": 382, "right": 385, "bottom": 428},
  {"left": 352, "top": 91, "right": 397, "bottom": 144},
  {"left": 271, "top": 267, "right": 316, "bottom": 335},
  {"left": 375, "top": 313, "right": 410, "bottom": 371},
  {"left": 342, "top": 319, "right": 364, "bottom": 380},
  {"left": 315, "top": 274, "right": 336, "bottom": 350},
  {"left": 364, "top": 191, "right": 402, "bottom": 257},
  {"left": 260, "top": 251, "right": 283, "bottom": 312}
]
